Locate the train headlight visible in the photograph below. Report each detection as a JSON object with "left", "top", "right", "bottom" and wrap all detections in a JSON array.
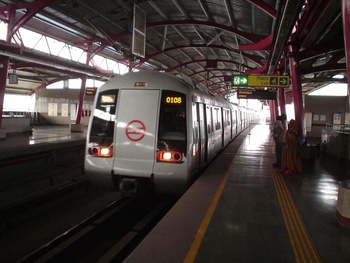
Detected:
[
  {"left": 100, "top": 147, "right": 111, "bottom": 156},
  {"left": 89, "top": 146, "right": 113, "bottom": 157},
  {"left": 156, "top": 150, "right": 183, "bottom": 163},
  {"left": 163, "top": 152, "right": 172, "bottom": 160}
]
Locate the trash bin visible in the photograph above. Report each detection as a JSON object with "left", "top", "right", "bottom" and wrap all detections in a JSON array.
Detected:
[{"left": 336, "top": 180, "right": 350, "bottom": 228}]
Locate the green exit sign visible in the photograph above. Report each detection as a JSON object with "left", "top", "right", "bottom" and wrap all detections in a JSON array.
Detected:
[{"left": 232, "top": 74, "right": 289, "bottom": 88}]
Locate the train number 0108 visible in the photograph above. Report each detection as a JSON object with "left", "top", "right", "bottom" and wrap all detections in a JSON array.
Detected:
[{"left": 166, "top": 96, "right": 182, "bottom": 104}]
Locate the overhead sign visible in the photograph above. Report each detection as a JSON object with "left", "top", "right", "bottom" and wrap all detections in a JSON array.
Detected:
[
  {"left": 132, "top": 4, "right": 146, "bottom": 58},
  {"left": 232, "top": 74, "right": 290, "bottom": 88},
  {"left": 8, "top": 73, "right": 18, "bottom": 84},
  {"left": 237, "top": 89, "right": 277, "bottom": 100},
  {"left": 85, "top": 87, "right": 97, "bottom": 96}
]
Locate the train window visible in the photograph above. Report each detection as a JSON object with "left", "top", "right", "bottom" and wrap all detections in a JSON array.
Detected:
[
  {"left": 226, "top": 109, "right": 231, "bottom": 127},
  {"left": 157, "top": 90, "right": 187, "bottom": 158},
  {"left": 89, "top": 89, "right": 118, "bottom": 146},
  {"left": 213, "top": 107, "right": 221, "bottom": 131}
]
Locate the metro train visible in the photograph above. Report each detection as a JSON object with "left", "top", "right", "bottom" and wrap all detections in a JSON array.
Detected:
[{"left": 84, "top": 71, "right": 260, "bottom": 195}]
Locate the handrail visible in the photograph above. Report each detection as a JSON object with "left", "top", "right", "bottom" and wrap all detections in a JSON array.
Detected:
[
  {"left": 2, "top": 111, "right": 31, "bottom": 118},
  {"left": 326, "top": 123, "right": 350, "bottom": 134}
]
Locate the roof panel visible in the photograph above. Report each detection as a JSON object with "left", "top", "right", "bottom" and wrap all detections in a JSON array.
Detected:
[{"left": 0, "top": 0, "right": 345, "bottom": 97}]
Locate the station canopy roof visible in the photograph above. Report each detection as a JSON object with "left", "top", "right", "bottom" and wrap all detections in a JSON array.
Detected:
[{"left": 0, "top": 0, "right": 347, "bottom": 99}]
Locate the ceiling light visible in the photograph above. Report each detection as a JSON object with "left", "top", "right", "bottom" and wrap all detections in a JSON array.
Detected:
[{"left": 332, "top": 74, "right": 344, "bottom": 79}]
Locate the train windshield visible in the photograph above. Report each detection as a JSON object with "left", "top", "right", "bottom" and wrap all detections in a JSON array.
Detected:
[
  {"left": 158, "top": 90, "right": 187, "bottom": 155},
  {"left": 89, "top": 90, "right": 118, "bottom": 146}
]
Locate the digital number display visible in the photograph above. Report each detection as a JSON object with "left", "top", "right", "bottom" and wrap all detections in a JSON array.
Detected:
[{"left": 166, "top": 96, "right": 182, "bottom": 104}]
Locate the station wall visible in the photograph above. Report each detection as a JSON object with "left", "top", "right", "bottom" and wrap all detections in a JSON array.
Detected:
[
  {"left": 35, "top": 89, "right": 95, "bottom": 126},
  {"left": 304, "top": 95, "right": 349, "bottom": 138}
]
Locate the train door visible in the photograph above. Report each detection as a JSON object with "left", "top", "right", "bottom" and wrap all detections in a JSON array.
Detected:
[
  {"left": 222, "top": 108, "right": 226, "bottom": 147},
  {"left": 113, "top": 89, "right": 160, "bottom": 177},
  {"left": 192, "top": 103, "right": 200, "bottom": 171},
  {"left": 232, "top": 108, "right": 237, "bottom": 136},
  {"left": 206, "top": 105, "right": 214, "bottom": 160},
  {"left": 197, "top": 103, "right": 207, "bottom": 167},
  {"left": 223, "top": 108, "right": 231, "bottom": 145},
  {"left": 237, "top": 110, "right": 242, "bottom": 133}
]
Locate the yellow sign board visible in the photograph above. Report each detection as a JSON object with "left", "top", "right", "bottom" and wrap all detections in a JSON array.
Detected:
[{"left": 232, "top": 75, "right": 290, "bottom": 88}]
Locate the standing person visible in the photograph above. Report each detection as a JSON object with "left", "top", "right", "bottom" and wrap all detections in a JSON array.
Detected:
[
  {"left": 272, "top": 114, "right": 286, "bottom": 167},
  {"left": 279, "top": 119, "right": 302, "bottom": 175}
]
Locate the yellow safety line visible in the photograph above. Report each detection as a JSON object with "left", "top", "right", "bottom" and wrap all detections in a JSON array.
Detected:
[
  {"left": 265, "top": 146, "right": 322, "bottom": 263},
  {"left": 183, "top": 162, "right": 232, "bottom": 263}
]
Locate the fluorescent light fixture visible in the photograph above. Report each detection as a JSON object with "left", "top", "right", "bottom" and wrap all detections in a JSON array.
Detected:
[{"left": 332, "top": 74, "right": 344, "bottom": 79}]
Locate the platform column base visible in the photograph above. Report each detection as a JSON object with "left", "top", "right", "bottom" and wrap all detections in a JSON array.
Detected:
[
  {"left": 336, "top": 180, "right": 350, "bottom": 228},
  {"left": 70, "top": 123, "right": 84, "bottom": 133}
]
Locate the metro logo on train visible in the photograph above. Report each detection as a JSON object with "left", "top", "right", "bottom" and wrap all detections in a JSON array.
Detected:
[{"left": 232, "top": 74, "right": 290, "bottom": 88}]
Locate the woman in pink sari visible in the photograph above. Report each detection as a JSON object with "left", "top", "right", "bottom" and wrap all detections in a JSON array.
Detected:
[{"left": 279, "top": 119, "right": 302, "bottom": 175}]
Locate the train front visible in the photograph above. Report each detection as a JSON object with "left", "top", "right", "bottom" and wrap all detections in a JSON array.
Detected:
[{"left": 85, "top": 72, "right": 191, "bottom": 196}]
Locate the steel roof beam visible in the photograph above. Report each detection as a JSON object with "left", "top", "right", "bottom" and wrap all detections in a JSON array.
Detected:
[
  {"left": 148, "top": 1, "right": 168, "bottom": 19},
  {"left": 148, "top": 20, "right": 266, "bottom": 43},
  {"left": 246, "top": 0, "right": 277, "bottom": 19},
  {"left": 189, "top": 68, "right": 240, "bottom": 77},
  {"left": 171, "top": 26, "right": 190, "bottom": 43},
  {"left": 267, "top": 0, "right": 303, "bottom": 74},
  {"left": 76, "top": 0, "right": 124, "bottom": 31},
  {"left": 0, "top": 42, "right": 110, "bottom": 79},
  {"left": 297, "top": 0, "right": 340, "bottom": 50},
  {"left": 148, "top": 1, "right": 191, "bottom": 47},
  {"left": 197, "top": 0, "right": 212, "bottom": 20},
  {"left": 193, "top": 26, "right": 206, "bottom": 43},
  {"left": 131, "top": 44, "right": 262, "bottom": 70},
  {"left": 13, "top": 62, "right": 83, "bottom": 78},
  {"left": 72, "top": 20, "right": 266, "bottom": 58},
  {"left": 34, "top": 12, "right": 92, "bottom": 39},
  {"left": 171, "top": 0, "right": 190, "bottom": 18},
  {"left": 3, "top": 0, "right": 55, "bottom": 37},
  {"left": 164, "top": 59, "right": 254, "bottom": 73},
  {"left": 112, "top": 0, "right": 131, "bottom": 12},
  {"left": 224, "top": 0, "right": 236, "bottom": 27}
]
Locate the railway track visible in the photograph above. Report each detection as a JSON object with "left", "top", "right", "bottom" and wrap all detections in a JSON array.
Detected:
[
  {"left": 18, "top": 195, "right": 176, "bottom": 263},
  {"left": 0, "top": 141, "right": 86, "bottom": 221}
]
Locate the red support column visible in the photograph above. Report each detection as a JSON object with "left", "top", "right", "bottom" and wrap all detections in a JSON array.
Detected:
[
  {"left": 0, "top": 56, "right": 9, "bottom": 128},
  {"left": 273, "top": 99, "right": 278, "bottom": 118},
  {"left": 341, "top": 0, "right": 350, "bottom": 107},
  {"left": 269, "top": 100, "right": 277, "bottom": 123},
  {"left": 288, "top": 44, "right": 304, "bottom": 134},
  {"left": 74, "top": 48, "right": 90, "bottom": 129},
  {"left": 276, "top": 70, "right": 286, "bottom": 116},
  {"left": 0, "top": 4, "right": 15, "bottom": 129},
  {"left": 75, "top": 75, "right": 87, "bottom": 125},
  {"left": 278, "top": 88, "right": 286, "bottom": 116}
]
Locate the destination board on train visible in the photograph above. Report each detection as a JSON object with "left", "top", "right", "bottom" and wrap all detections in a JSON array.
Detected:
[{"left": 232, "top": 74, "right": 290, "bottom": 88}]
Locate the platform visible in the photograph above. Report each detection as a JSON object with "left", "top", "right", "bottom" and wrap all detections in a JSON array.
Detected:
[
  {"left": 0, "top": 125, "right": 86, "bottom": 159},
  {"left": 125, "top": 124, "right": 350, "bottom": 263}
]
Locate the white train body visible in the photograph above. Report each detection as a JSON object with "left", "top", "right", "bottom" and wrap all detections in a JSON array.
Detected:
[{"left": 85, "top": 71, "right": 258, "bottom": 195}]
